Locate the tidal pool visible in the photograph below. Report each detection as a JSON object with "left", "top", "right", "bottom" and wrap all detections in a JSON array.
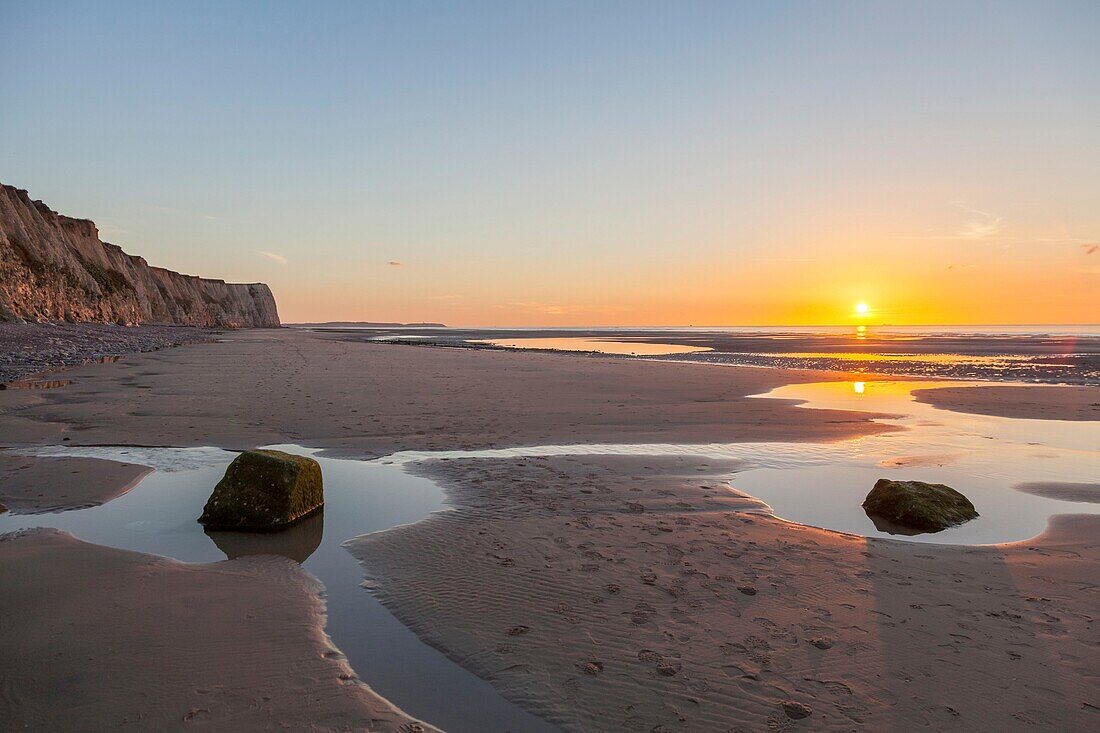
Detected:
[
  {"left": 736, "top": 379, "right": 1100, "bottom": 543},
  {"left": 379, "top": 380, "right": 1100, "bottom": 545},
  {"left": 0, "top": 445, "right": 559, "bottom": 733}
]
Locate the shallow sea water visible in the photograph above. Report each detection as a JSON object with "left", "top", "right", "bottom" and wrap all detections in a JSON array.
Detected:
[{"left": 471, "top": 336, "right": 712, "bottom": 355}]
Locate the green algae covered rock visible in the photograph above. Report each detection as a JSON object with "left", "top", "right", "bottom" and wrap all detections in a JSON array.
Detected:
[
  {"left": 862, "top": 478, "right": 978, "bottom": 533},
  {"left": 199, "top": 450, "right": 323, "bottom": 531}
]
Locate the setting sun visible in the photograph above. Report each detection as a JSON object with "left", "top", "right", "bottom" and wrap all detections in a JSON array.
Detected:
[{"left": 855, "top": 302, "right": 870, "bottom": 317}]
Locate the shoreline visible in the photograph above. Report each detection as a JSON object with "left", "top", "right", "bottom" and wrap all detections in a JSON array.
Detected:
[
  {"left": 312, "top": 325, "right": 1100, "bottom": 386},
  {"left": 1, "top": 329, "right": 1097, "bottom": 731}
]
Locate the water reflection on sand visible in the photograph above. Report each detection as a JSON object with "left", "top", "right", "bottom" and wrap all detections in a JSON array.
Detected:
[
  {"left": 381, "top": 380, "right": 1100, "bottom": 545},
  {"left": 471, "top": 336, "right": 712, "bottom": 355}
]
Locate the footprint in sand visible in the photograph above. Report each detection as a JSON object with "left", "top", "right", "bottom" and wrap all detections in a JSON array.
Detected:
[
  {"left": 637, "top": 649, "right": 682, "bottom": 677},
  {"left": 629, "top": 602, "right": 656, "bottom": 625},
  {"left": 781, "top": 701, "right": 813, "bottom": 720},
  {"left": 580, "top": 660, "right": 603, "bottom": 675},
  {"left": 656, "top": 661, "right": 681, "bottom": 676}
]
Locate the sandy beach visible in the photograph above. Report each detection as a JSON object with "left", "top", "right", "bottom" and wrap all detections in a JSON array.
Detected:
[
  {"left": 0, "top": 528, "right": 434, "bottom": 732},
  {"left": 1, "top": 329, "right": 1098, "bottom": 731},
  {"left": 6, "top": 5, "right": 1098, "bottom": 729}
]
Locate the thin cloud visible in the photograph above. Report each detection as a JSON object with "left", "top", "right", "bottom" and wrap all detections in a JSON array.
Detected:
[
  {"left": 387, "top": 261, "right": 404, "bottom": 267},
  {"left": 951, "top": 202, "right": 1003, "bottom": 239},
  {"left": 900, "top": 202, "right": 1003, "bottom": 241},
  {"left": 259, "top": 251, "right": 287, "bottom": 265},
  {"left": 1082, "top": 244, "right": 1099, "bottom": 255},
  {"left": 897, "top": 203, "right": 1094, "bottom": 247}
]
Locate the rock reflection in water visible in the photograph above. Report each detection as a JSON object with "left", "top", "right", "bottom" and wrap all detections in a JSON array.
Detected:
[
  {"left": 205, "top": 510, "right": 325, "bottom": 563},
  {"left": 865, "top": 512, "right": 933, "bottom": 536}
]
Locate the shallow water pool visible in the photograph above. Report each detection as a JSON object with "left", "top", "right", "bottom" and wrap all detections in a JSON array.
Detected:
[
  {"left": 378, "top": 380, "right": 1100, "bottom": 545},
  {"left": 0, "top": 445, "right": 560, "bottom": 733}
]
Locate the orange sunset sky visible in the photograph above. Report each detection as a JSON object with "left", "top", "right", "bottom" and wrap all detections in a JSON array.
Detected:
[{"left": 3, "top": 2, "right": 1097, "bottom": 326}]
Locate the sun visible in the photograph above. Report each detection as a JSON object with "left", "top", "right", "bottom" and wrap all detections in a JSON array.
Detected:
[{"left": 854, "top": 302, "right": 870, "bottom": 316}]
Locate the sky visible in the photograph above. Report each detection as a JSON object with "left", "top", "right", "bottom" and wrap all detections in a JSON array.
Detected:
[{"left": 2, "top": 1, "right": 1098, "bottom": 326}]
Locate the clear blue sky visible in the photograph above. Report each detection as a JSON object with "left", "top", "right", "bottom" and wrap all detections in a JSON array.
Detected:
[{"left": 3, "top": 1, "right": 1097, "bottom": 324}]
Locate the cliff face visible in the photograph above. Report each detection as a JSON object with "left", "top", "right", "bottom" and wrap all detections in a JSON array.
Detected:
[{"left": 0, "top": 184, "right": 280, "bottom": 328}]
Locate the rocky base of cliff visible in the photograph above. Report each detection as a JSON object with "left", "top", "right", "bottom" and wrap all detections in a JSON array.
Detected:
[{"left": 0, "top": 323, "right": 215, "bottom": 384}]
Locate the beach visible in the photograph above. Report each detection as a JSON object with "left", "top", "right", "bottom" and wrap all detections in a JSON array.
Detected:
[
  {"left": 1, "top": 328, "right": 1098, "bottom": 731},
  {"left": 6, "top": 4, "right": 1097, "bottom": 729}
]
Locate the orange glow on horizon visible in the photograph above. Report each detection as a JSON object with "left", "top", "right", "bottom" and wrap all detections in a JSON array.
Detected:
[{"left": 273, "top": 234, "right": 1099, "bottom": 327}]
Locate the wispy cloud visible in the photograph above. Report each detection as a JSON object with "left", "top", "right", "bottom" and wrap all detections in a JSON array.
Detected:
[
  {"left": 901, "top": 202, "right": 1003, "bottom": 241},
  {"left": 898, "top": 202, "right": 1095, "bottom": 248},
  {"left": 1082, "top": 244, "right": 1099, "bottom": 255},
  {"left": 259, "top": 251, "right": 287, "bottom": 265},
  {"left": 387, "top": 260, "right": 404, "bottom": 267},
  {"left": 950, "top": 202, "right": 1003, "bottom": 239}
]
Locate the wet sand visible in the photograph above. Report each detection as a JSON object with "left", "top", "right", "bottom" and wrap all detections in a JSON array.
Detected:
[
  {"left": 1, "top": 328, "right": 1098, "bottom": 731},
  {"left": 1014, "top": 482, "right": 1100, "bottom": 504},
  {"left": 309, "top": 325, "right": 1100, "bottom": 385},
  {"left": 351, "top": 455, "right": 1100, "bottom": 732},
  {"left": 0, "top": 528, "right": 433, "bottom": 732},
  {"left": 913, "top": 384, "right": 1100, "bottom": 421},
  {"left": 0, "top": 328, "right": 896, "bottom": 452},
  {"left": 0, "top": 454, "right": 151, "bottom": 514}
]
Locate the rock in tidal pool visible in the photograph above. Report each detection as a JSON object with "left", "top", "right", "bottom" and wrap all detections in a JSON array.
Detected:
[
  {"left": 862, "top": 478, "right": 978, "bottom": 533},
  {"left": 198, "top": 450, "right": 323, "bottom": 531}
]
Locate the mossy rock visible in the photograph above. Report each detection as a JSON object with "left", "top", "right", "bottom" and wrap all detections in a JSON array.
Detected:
[
  {"left": 862, "top": 479, "right": 978, "bottom": 533},
  {"left": 199, "top": 450, "right": 323, "bottom": 531}
]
